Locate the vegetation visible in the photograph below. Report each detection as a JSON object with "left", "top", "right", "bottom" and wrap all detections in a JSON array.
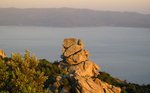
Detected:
[
  {"left": 0, "top": 51, "right": 150, "bottom": 93},
  {"left": 0, "top": 51, "right": 70, "bottom": 93},
  {"left": 98, "top": 71, "right": 150, "bottom": 93},
  {"left": 0, "top": 51, "right": 49, "bottom": 92}
]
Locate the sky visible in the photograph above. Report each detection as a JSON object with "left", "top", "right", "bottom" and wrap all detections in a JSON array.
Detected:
[{"left": 0, "top": 0, "right": 150, "bottom": 14}]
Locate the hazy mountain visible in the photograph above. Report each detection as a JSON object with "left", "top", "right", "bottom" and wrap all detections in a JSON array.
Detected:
[{"left": 0, "top": 8, "right": 150, "bottom": 28}]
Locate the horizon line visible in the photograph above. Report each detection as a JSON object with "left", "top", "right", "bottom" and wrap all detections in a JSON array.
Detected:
[{"left": 0, "top": 7, "right": 150, "bottom": 15}]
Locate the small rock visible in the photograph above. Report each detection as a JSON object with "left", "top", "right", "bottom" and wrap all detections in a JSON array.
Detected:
[
  {"left": 0, "top": 49, "right": 6, "bottom": 58},
  {"left": 56, "top": 76, "right": 62, "bottom": 81}
]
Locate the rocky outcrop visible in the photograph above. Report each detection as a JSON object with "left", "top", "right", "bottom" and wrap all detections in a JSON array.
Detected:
[
  {"left": 68, "top": 61, "right": 99, "bottom": 77},
  {"left": 0, "top": 49, "right": 6, "bottom": 58},
  {"left": 71, "top": 74, "right": 104, "bottom": 93},
  {"left": 62, "top": 38, "right": 86, "bottom": 64},
  {"left": 56, "top": 38, "right": 121, "bottom": 93}
]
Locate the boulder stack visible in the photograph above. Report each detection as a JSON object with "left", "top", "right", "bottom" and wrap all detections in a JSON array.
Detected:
[
  {"left": 62, "top": 38, "right": 87, "bottom": 65},
  {"left": 59, "top": 38, "right": 121, "bottom": 93},
  {"left": 62, "top": 38, "right": 99, "bottom": 77}
]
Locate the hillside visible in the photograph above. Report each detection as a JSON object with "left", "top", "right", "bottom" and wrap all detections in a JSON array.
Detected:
[
  {"left": 1, "top": 38, "right": 150, "bottom": 93},
  {"left": 0, "top": 8, "right": 150, "bottom": 28}
]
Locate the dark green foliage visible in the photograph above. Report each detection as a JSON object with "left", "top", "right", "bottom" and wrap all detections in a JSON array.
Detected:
[
  {"left": 98, "top": 71, "right": 150, "bottom": 93},
  {"left": 0, "top": 58, "right": 9, "bottom": 91},
  {"left": 98, "top": 72, "right": 121, "bottom": 86},
  {"left": 38, "top": 59, "right": 59, "bottom": 76},
  {"left": 38, "top": 59, "right": 61, "bottom": 89}
]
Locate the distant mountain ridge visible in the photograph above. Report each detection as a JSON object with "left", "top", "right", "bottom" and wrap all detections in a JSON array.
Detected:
[{"left": 0, "top": 8, "right": 150, "bottom": 28}]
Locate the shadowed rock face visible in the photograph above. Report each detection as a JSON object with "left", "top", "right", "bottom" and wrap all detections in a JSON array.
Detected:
[
  {"left": 0, "top": 49, "right": 6, "bottom": 58},
  {"left": 57, "top": 38, "right": 121, "bottom": 93}
]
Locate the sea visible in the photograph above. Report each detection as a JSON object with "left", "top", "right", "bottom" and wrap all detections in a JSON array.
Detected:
[{"left": 0, "top": 26, "right": 150, "bottom": 85}]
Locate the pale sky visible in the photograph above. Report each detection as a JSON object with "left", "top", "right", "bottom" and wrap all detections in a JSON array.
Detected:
[{"left": 0, "top": 0, "right": 150, "bottom": 14}]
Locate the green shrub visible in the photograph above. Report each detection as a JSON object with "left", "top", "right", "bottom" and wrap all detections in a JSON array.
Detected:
[{"left": 0, "top": 51, "right": 48, "bottom": 93}]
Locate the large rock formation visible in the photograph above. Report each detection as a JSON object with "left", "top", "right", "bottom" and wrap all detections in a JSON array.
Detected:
[
  {"left": 0, "top": 49, "right": 6, "bottom": 58},
  {"left": 56, "top": 38, "right": 121, "bottom": 93}
]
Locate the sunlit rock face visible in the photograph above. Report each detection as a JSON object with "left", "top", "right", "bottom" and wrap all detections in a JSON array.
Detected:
[
  {"left": 62, "top": 38, "right": 85, "bottom": 64},
  {"left": 55, "top": 38, "right": 121, "bottom": 93}
]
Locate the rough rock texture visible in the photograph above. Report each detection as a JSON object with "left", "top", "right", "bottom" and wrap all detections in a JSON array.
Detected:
[
  {"left": 0, "top": 49, "right": 6, "bottom": 58},
  {"left": 63, "top": 44, "right": 83, "bottom": 57},
  {"left": 62, "top": 38, "right": 87, "bottom": 65},
  {"left": 94, "top": 78, "right": 121, "bottom": 93},
  {"left": 71, "top": 74, "right": 104, "bottom": 93},
  {"left": 68, "top": 61, "right": 99, "bottom": 77},
  {"left": 57, "top": 38, "right": 121, "bottom": 93}
]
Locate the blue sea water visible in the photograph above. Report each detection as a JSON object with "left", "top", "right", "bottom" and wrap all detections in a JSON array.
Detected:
[{"left": 0, "top": 26, "right": 150, "bottom": 84}]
